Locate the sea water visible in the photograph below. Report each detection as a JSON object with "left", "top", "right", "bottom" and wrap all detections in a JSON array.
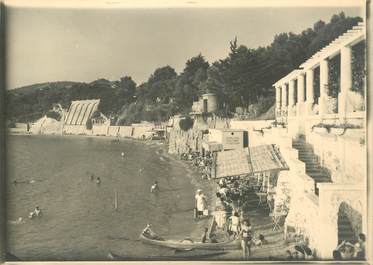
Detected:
[{"left": 6, "top": 135, "right": 196, "bottom": 260}]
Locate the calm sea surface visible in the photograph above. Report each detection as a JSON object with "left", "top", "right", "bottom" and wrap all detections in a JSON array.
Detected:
[{"left": 6, "top": 135, "right": 196, "bottom": 261}]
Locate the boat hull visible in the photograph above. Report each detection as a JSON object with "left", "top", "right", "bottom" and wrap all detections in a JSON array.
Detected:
[{"left": 139, "top": 233, "right": 241, "bottom": 250}]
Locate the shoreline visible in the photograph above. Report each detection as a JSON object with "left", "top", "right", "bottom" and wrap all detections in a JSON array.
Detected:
[
  {"left": 8, "top": 132, "right": 221, "bottom": 257},
  {"left": 8, "top": 132, "right": 241, "bottom": 260},
  {"left": 145, "top": 138, "right": 218, "bottom": 241}
]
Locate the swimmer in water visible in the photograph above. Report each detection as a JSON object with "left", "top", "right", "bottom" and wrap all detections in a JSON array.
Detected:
[
  {"left": 96, "top": 177, "right": 101, "bottom": 184},
  {"left": 29, "top": 206, "right": 41, "bottom": 219},
  {"left": 139, "top": 168, "right": 144, "bottom": 175},
  {"left": 13, "top": 179, "right": 27, "bottom": 184},
  {"left": 121, "top": 152, "right": 125, "bottom": 157},
  {"left": 150, "top": 181, "right": 159, "bottom": 193},
  {"left": 9, "top": 217, "right": 25, "bottom": 225}
]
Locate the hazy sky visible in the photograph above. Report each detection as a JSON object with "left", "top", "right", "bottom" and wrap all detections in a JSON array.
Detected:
[{"left": 6, "top": 6, "right": 363, "bottom": 89}]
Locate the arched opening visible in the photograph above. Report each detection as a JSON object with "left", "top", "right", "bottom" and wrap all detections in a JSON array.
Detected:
[{"left": 337, "top": 202, "right": 361, "bottom": 244}]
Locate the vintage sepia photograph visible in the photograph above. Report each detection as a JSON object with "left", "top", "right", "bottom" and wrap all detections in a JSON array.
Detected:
[{"left": 1, "top": 0, "right": 370, "bottom": 263}]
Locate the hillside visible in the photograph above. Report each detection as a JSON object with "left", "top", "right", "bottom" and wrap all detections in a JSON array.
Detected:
[
  {"left": 10, "top": 81, "right": 80, "bottom": 95},
  {"left": 6, "top": 13, "right": 362, "bottom": 124}
]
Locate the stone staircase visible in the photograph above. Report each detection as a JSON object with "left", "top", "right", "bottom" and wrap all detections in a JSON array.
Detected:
[
  {"left": 292, "top": 139, "right": 331, "bottom": 195},
  {"left": 245, "top": 191, "right": 291, "bottom": 259}
]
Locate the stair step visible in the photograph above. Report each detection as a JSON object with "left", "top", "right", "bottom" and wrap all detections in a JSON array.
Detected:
[
  {"left": 307, "top": 173, "right": 329, "bottom": 177},
  {"left": 298, "top": 153, "right": 317, "bottom": 157},
  {"left": 306, "top": 165, "right": 323, "bottom": 168},
  {"left": 306, "top": 168, "right": 323, "bottom": 172},
  {"left": 306, "top": 170, "right": 324, "bottom": 174},
  {"left": 308, "top": 174, "right": 329, "bottom": 178},
  {"left": 305, "top": 164, "right": 322, "bottom": 168},
  {"left": 299, "top": 154, "right": 318, "bottom": 158}
]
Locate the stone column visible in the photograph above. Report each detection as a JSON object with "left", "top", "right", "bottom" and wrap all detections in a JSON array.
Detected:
[
  {"left": 282, "top": 84, "right": 287, "bottom": 106},
  {"left": 319, "top": 59, "right": 329, "bottom": 114},
  {"left": 339, "top": 45, "right": 352, "bottom": 117},
  {"left": 289, "top": 80, "right": 295, "bottom": 107},
  {"left": 296, "top": 73, "right": 306, "bottom": 134},
  {"left": 297, "top": 74, "right": 305, "bottom": 104},
  {"left": 276, "top": 86, "right": 281, "bottom": 109},
  {"left": 275, "top": 86, "right": 281, "bottom": 121},
  {"left": 282, "top": 84, "right": 288, "bottom": 120},
  {"left": 306, "top": 68, "right": 314, "bottom": 115},
  {"left": 288, "top": 79, "right": 295, "bottom": 116}
]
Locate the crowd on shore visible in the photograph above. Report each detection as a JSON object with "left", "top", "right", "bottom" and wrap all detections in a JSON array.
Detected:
[
  {"left": 176, "top": 145, "right": 367, "bottom": 261},
  {"left": 180, "top": 150, "right": 213, "bottom": 180},
  {"left": 179, "top": 146, "right": 268, "bottom": 259}
]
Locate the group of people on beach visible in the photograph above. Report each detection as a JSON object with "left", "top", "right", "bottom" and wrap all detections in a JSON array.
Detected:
[
  {"left": 194, "top": 177, "right": 267, "bottom": 260},
  {"left": 180, "top": 149, "right": 213, "bottom": 180},
  {"left": 216, "top": 200, "right": 265, "bottom": 259}
]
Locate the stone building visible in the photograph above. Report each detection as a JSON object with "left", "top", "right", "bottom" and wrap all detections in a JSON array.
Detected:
[
  {"left": 191, "top": 93, "right": 218, "bottom": 114},
  {"left": 273, "top": 22, "right": 366, "bottom": 259},
  {"left": 203, "top": 128, "right": 249, "bottom": 153},
  {"left": 231, "top": 22, "right": 367, "bottom": 259}
]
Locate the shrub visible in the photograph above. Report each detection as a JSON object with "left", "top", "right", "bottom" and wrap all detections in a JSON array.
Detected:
[
  {"left": 46, "top": 111, "right": 61, "bottom": 121},
  {"left": 179, "top": 116, "right": 194, "bottom": 131}
]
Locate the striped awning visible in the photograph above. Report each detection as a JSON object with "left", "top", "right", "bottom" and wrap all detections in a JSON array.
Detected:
[
  {"left": 248, "top": 144, "right": 288, "bottom": 173},
  {"left": 215, "top": 149, "right": 251, "bottom": 179},
  {"left": 214, "top": 144, "right": 288, "bottom": 179}
]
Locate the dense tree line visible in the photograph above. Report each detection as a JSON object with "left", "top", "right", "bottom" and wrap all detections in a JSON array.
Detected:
[{"left": 6, "top": 12, "right": 363, "bottom": 124}]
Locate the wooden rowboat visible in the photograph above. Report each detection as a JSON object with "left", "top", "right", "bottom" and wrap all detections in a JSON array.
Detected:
[
  {"left": 139, "top": 232, "right": 241, "bottom": 250},
  {"left": 108, "top": 250, "right": 228, "bottom": 260}
]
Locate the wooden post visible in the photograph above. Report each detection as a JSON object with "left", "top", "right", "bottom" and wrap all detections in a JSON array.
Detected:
[{"left": 114, "top": 190, "right": 118, "bottom": 211}]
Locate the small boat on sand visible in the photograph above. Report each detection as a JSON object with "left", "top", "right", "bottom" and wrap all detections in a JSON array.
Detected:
[
  {"left": 139, "top": 227, "right": 240, "bottom": 251},
  {"left": 108, "top": 250, "right": 228, "bottom": 260}
]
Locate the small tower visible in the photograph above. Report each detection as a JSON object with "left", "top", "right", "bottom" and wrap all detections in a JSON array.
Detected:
[{"left": 201, "top": 93, "right": 217, "bottom": 113}]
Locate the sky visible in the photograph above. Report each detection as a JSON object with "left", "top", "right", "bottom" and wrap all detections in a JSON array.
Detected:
[{"left": 5, "top": 4, "right": 364, "bottom": 89}]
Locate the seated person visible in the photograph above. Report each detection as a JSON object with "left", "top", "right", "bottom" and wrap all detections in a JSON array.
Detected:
[
  {"left": 294, "top": 238, "right": 313, "bottom": 260},
  {"left": 142, "top": 224, "right": 163, "bottom": 240},
  {"left": 354, "top": 233, "right": 366, "bottom": 260},
  {"left": 253, "top": 234, "right": 267, "bottom": 246},
  {"left": 333, "top": 240, "right": 355, "bottom": 260},
  {"left": 218, "top": 186, "right": 229, "bottom": 199}
]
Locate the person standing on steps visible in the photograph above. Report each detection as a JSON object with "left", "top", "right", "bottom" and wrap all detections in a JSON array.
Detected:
[{"left": 239, "top": 220, "right": 252, "bottom": 260}]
